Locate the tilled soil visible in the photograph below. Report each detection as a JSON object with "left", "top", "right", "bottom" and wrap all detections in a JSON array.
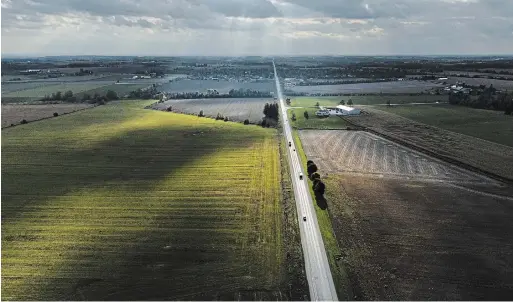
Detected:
[
  {"left": 299, "top": 129, "right": 513, "bottom": 300},
  {"left": 299, "top": 130, "right": 494, "bottom": 184},
  {"left": 325, "top": 175, "right": 513, "bottom": 300},
  {"left": 343, "top": 107, "right": 513, "bottom": 181}
]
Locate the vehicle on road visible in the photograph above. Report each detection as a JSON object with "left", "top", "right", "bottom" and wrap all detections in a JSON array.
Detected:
[
  {"left": 299, "top": 172, "right": 303, "bottom": 180},
  {"left": 289, "top": 141, "right": 292, "bottom": 147},
  {"left": 303, "top": 215, "right": 307, "bottom": 221}
]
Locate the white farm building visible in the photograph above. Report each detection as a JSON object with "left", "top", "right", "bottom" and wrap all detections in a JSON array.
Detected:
[{"left": 316, "top": 105, "right": 361, "bottom": 116}]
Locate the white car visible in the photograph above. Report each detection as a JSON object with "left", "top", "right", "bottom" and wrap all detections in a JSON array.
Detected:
[
  {"left": 299, "top": 172, "right": 303, "bottom": 180},
  {"left": 303, "top": 215, "right": 307, "bottom": 221}
]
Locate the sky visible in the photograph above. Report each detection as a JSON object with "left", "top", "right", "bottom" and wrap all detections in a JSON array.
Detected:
[{"left": 1, "top": 0, "right": 513, "bottom": 56}]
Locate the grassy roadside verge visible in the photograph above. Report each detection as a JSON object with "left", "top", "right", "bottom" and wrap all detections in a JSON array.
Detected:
[
  {"left": 278, "top": 135, "right": 310, "bottom": 301},
  {"left": 290, "top": 129, "right": 352, "bottom": 300}
]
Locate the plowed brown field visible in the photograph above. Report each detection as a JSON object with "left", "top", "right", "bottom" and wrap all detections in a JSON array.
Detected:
[{"left": 299, "top": 129, "right": 513, "bottom": 300}]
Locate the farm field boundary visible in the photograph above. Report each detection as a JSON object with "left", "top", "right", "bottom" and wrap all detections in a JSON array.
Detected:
[
  {"left": 299, "top": 130, "right": 497, "bottom": 185},
  {"left": 1, "top": 104, "right": 97, "bottom": 129},
  {"left": 341, "top": 110, "right": 513, "bottom": 183}
]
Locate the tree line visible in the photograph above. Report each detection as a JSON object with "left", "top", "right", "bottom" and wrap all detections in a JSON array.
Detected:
[
  {"left": 449, "top": 85, "right": 513, "bottom": 115},
  {"left": 307, "top": 160, "right": 326, "bottom": 197},
  {"left": 38, "top": 90, "right": 119, "bottom": 104},
  {"left": 297, "top": 78, "right": 396, "bottom": 86}
]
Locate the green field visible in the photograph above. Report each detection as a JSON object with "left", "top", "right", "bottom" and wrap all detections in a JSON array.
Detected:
[
  {"left": 374, "top": 104, "right": 513, "bottom": 147},
  {"left": 2, "top": 101, "right": 289, "bottom": 300},
  {"left": 290, "top": 95, "right": 443, "bottom": 108},
  {"left": 74, "top": 83, "right": 151, "bottom": 99},
  {"left": 287, "top": 108, "right": 351, "bottom": 129},
  {"left": 3, "top": 82, "right": 111, "bottom": 100}
]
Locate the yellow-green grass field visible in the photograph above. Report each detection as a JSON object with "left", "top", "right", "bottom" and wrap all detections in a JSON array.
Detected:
[
  {"left": 290, "top": 95, "right": 443, "bottom": 108},
  {"left": 287, "top": 108, "right": 351, "bottom": 130},
  {"left": 2, "top": 101, "right": 287, "bottom": 300}
]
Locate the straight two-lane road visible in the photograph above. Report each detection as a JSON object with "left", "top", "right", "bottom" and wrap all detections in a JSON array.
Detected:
[{"left": 273, "top": 61, "right": 338, "bottom": 301}]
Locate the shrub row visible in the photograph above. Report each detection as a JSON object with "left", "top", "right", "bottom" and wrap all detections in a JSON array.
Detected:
[{"left": 307, "top": 160, "right": 325, "bottom": 196}]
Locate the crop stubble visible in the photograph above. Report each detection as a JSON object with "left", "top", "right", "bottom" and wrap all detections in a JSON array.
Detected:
[{"left": 153, "top": 98, "right": 272, "bottom": 123}]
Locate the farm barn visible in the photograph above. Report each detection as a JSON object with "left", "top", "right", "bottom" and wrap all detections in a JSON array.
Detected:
[{"left": 317, "top": 105, "right": 361, "bottom": 116}]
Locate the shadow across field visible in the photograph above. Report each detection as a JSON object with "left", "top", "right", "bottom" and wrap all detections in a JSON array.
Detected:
[{"left": 2, "top": 116, "right": 284, "bottom": 300}]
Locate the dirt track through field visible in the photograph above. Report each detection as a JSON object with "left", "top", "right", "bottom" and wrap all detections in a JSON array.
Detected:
[{"left": 299, "top": 130, "right": 494, "bottom": 184}]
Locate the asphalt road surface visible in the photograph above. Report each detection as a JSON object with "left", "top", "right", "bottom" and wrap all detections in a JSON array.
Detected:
[{"left": 273, "top": 61, "right": 339, "bottom": 301}]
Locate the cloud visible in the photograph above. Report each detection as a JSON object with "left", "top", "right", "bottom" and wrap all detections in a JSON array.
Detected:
[{"left": 2, "top": 0, "right": 513, "bottom": 55}]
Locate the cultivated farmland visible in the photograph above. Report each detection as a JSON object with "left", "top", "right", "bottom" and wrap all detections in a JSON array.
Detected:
[
  {"left": 2, "top": 82, "right": 112, "bottom": 103},
  {"left": 373, "top": 104, "right": 513, "bottom": 147},
  {"left": 159, "top": 79, "right": 274, "bottom": 94},
  {"left": 153, "top": 98, "right": 274, "bottom": 123},
  {"left": 287, "top": 80, "right": 442, "bottom": 95},
  {"left": 343, "top": 107, "right": 513, "bottom": 180},
  {"left": 74, "top": 83, "right": 151, "bottom": 99},
  {"left": 298, "top": 130, "right": 513, "bottom": 300},
  {"left": 324, "top": 174, "right": 513, "bottom": 300},
  {"left": 1, "top": 101, "right": 305, "bottom": 300},
  {"left": 1, "top": 103, "right": 94, "bottom": 127},
  {"left": 299, "top": 130, "right": 491, "bottom": 183}
]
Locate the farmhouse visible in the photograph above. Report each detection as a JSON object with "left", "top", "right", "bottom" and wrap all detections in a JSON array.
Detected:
[{"left": 317, "top": 105, "right": 361, "bottom": 116}]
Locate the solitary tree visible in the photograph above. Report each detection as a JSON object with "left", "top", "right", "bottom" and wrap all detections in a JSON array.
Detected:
[
  {"left": 304, "top": 110, "right": 309, "bottom": 119},
  {"left": 315, "top": 102, "right": 320, "bottom": 108},
  {"left": 243, "top": 119, "right": 250, "bottom": 125},
  {"left": 292, "top": 112, "right": 297, "bottom": 121},
  {"left": 347, "top": 99, "right": 353, "bottom": 106},
  {"left": 286, "top": 98, "right": 291, "bottom": 105},
  {"left": 53, "top": 112, "right": 59, "bottom": 117},
  {"left": 307, "top": 162, "right": 318, "bottom": 176},
  {"left": 63, "top": 90, "right": 73, "bottom": 101},
  {"left": 314, "top": 181, "right": 326, "bottom": 195},
  {"left": 106, "top": 90, "right": 119, "bottom": 101},
  {"left": 54, "top": 91, "right": 62, "bottom": 101},
  {"left": 340, "top": 100, "right": 345, "bottom": 105},
  {"left": 224, "top": 116, "right": 229, "bottom": 122},
  {"left": 198, "top": 110, "right": 204, "bottom": 117}
]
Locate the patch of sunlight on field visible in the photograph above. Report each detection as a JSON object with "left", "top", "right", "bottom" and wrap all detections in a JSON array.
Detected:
[{"left": 2, "top": 100, "right": 284, "bottom": 300}]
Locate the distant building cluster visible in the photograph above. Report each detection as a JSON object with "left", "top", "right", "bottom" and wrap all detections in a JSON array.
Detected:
[{"left": 315, "top": 105, "right": 361, "bottom": 117}]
